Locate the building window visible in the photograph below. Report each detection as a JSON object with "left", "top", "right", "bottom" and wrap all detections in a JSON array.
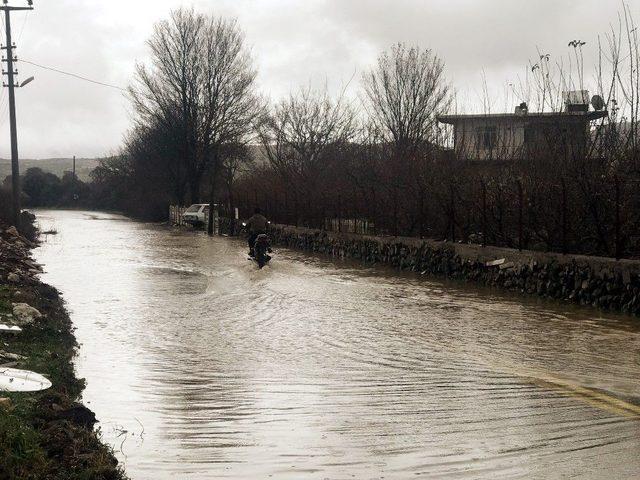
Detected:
[{"left": 476, "top": 126, "right": 497, "bottom": 149}]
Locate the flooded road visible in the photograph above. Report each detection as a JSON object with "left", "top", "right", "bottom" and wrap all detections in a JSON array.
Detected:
[{"left": 34, "top": 210, "right": 640, "bottom": 479}]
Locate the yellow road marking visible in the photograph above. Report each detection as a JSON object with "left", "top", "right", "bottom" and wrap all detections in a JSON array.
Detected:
[
  {"left": 526, "top": 373, "right": 640, "bottom": 418},
  {"left": 487, "top": 361, "right": 640, "bottom": 419}
]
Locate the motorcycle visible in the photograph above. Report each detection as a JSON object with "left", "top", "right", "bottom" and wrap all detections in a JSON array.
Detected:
[
  {"left": 253, "top": 233, "right": 272, "bottom": 269},
  {"left": 241, "top": 222, "right": 273, "bottom": 269}
]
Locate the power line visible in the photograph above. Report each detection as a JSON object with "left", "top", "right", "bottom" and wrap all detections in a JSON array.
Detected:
[
  {"left": 16, "top": 8, "right": 28, "bottom": 43},
  {"left": 20, "top": 59, "right": 127, "bottom": 91}
]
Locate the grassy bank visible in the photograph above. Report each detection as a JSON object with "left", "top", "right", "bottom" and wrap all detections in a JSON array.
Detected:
[{"left": 0, "top": 219, "right": 126, "bottom": 479}]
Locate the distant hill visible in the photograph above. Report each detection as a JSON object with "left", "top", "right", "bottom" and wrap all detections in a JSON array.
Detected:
[{"left": 0, "top": 158, "right": 100, "bottom": 182}]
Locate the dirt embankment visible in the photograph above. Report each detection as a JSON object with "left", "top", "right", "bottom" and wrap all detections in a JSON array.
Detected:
[{"left": 0, "top": 216, "right": 127, "bottom": 480}]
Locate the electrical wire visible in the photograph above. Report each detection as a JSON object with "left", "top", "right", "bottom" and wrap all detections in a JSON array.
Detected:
[
  {"left": 20, "top": 59, "right": 127, "bottom": 91},
  {"left": 16, "top": 9, "right": 28, "bottom": 44}
]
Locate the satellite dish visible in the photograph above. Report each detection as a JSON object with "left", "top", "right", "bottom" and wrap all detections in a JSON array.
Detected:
[
  {"left": 591, "top": 94, "right": 605, "bottom": 111},
  {"left": 0, "top": 367, "right": 52, "bottom": 392}
]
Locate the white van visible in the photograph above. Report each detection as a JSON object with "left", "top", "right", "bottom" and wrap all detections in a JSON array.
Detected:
[{"left": 182, "top": 204, "right": 210, "bottom": 226}]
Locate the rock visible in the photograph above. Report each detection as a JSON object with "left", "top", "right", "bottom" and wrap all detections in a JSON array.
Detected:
[
  {"left": 0, "top": 398, "right": 11, "bottom": 410},
  {"left": 11, "top": 303, "right": 43, "bottom": 326},
  {"left": 52, "top": 403, "right": 97, "bottom": 428},
  {"left": 0, "top": 350, "right": 26, "bottom": 361},
  {"left": 486, "top": 258, "right": 506, "bottom": 267},
  {"left": 270, "top": 225, "right": 640, "bottom": 316}
]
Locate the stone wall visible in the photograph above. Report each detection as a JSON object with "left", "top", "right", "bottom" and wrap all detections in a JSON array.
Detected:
[{"left": 269, "top": 224, "right": 640, "bottom": 316}]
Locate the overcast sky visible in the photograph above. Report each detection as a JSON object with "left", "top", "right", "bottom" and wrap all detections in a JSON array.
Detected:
[{"left": 0, "top": 0, "right": 636, "bottom": 159}]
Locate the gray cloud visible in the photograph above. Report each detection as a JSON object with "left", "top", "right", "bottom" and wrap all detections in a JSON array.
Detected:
[{"left": 0, "top": 0, "right": 634, "bottom": 158}]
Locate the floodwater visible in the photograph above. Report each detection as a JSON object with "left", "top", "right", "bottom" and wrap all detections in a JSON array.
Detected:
[{"left": 34, "top": 210, "right": 640, "bottom": 479}]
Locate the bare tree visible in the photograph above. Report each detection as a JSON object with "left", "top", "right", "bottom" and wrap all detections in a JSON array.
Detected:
[
  {"left": 362, "top": 43, "right": 452, "bottom": 155},
  {"left": 129, "top": 8, "right": 204, "bottom": 203},
  {"left": 257, "top": 86, "right": 356, "bottom": 225},
  {"left": 129, "top": 7, "right": 261, "bottom": 231},
  {"left": 219, "top": 142, "right": 253, "bottom": 211},
  {"left": 200, "top": 16, "right": 262, "bottom": 234},
  {"left": 362, "top": 43, "right": 452, "bottom": 234}
]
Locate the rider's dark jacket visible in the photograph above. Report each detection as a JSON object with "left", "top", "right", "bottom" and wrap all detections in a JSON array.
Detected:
[{"left": 245, "top": 214, "right": 268, "bottom": 233}]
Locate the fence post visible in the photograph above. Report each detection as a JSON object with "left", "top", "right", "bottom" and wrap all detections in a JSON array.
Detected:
[
  {"left": 273, "top": 192, "right": 278, "bottom": 224},
  {"left": 481, "top": 180, "right": 487, "bottom": 247},
  {"left": 371, "top": 190, "right": 377, "bottom": 235},
  {"left": 418, "top": 192, "right": 424, "bottom": 238},
  {"left": 615, "top": 175, "right": 621, "bottom": 259},
  {"left": 517, "top": 179, "right": 523, "bottom": 251},
  {"left": 561, "top": 177, "right": 567, "bottom": 254},
  {"left": 284, "top": 190, "right": 288, "bottom": 225},
  {"left": 450, "top": 183, "right": 456, "bottom": 243},
  {"left": 337, "top": 195, "right": 342, "bottom": 233}
]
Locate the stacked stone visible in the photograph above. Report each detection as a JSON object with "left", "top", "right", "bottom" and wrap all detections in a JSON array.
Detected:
[{"left": 269, "top": 225, "right": 640, "bottom": 316}]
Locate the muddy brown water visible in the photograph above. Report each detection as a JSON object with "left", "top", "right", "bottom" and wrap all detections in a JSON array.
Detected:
[{"left": 34, "top": 210, "right": 640, "bottom": 479}]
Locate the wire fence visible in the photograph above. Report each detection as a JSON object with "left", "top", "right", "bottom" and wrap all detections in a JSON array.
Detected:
[
  {"left": 168, "top": 205, "right": 186, "bottom": 226},
  {"left": 228, "top": 171, "right": 640, "bottom": 260}
]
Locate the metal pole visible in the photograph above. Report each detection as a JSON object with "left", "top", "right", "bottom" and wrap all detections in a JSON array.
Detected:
[
  {"left": 207, "top": 153, "right": 217, "bottom": 236},
  {"left": 1, "top": 3, "right": 32, "bottom": 230},
  {"left": 3, "top": 9, "right": 19, "bottom": 228},
  {"left": 207, "top": 185, "right": 215, "bottom": 236},
  {"left": 72, "top": 155, "right": 77, "bottom": 202}
]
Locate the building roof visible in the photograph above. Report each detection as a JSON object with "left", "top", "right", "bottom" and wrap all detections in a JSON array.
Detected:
[{"left": 437, "top": 110, "right": 608, "bottom": 124}]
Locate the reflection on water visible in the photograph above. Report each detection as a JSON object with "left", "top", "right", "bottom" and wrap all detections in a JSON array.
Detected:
[{"left": 34, "top": 210, "right": 640, "bottom": 479}]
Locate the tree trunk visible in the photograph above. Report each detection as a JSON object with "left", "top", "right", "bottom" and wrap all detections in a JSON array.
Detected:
[
  {"left": 189, "top": 172, "right": 201, "bottom": 204},
  {"left": 174, "top": 179, "right": 186, "bottom": 207}
]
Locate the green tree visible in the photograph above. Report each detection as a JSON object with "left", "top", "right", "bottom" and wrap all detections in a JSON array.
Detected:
[{"left": 22, "top": 168, "right": 62, "bottom": 207}]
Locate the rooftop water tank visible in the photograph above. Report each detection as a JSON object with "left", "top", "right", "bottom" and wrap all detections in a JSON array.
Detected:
[{"left": 563, "top": 90, "right": 590, "bottom": 112}]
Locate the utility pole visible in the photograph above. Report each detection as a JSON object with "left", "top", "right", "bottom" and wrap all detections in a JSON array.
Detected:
[
  {"left": 72, "top": 155, "right": 77, "bottom": 202},
  {"left": 1, "top": 1, "right": 34, "bottom": 230}
]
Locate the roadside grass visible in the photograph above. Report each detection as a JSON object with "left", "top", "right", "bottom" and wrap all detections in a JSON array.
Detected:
[
  {"left": 1, "top": 282, "right": 127, "bottom": 480},
  {"left": 0, "top": 285, "right": 12, "bottom": 314}
]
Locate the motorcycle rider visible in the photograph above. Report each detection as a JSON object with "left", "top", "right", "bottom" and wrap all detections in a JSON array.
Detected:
[{"left": 244, "top": 207, "right": 269, "bottom": 256}]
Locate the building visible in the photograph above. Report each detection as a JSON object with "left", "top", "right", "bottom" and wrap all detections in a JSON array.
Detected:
[{"left": 437, "top": 91, "right": 608, "bottom": 161}]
